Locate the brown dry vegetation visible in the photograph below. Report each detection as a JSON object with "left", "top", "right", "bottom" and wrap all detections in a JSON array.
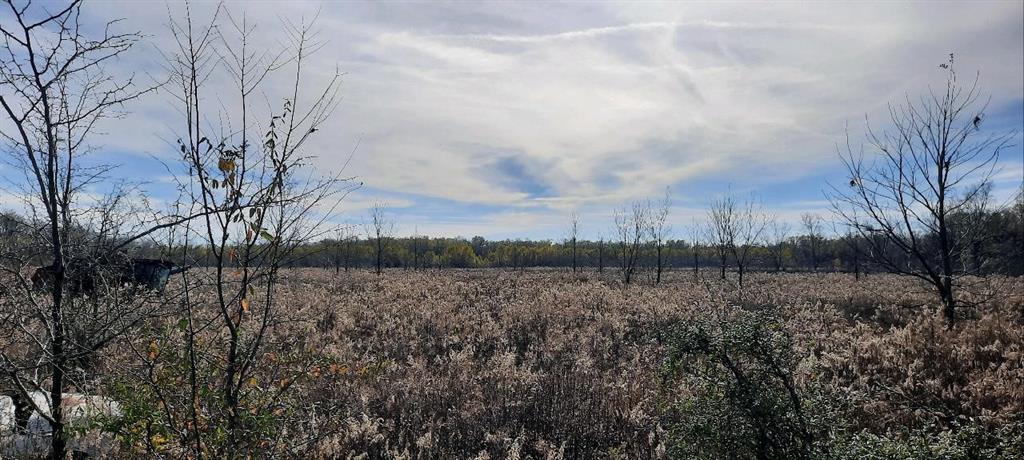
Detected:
[{"left": 81, "top": 269, "right": 1023, "bottom": 458}]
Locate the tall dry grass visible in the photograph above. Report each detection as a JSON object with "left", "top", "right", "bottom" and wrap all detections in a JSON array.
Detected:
[{"left": 91, "top": 269, "right": 1023, "bottom": 458}]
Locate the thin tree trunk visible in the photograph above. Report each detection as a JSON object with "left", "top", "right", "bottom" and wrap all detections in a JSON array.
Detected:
[
  {"left": 571, "top": 238, "right": 577, "bottom": 273},
  {"left": 656, "top": 246, "right": 663, "bottom": 284},
  {"left": 693, "top": 246, "right": 699, "bottom": 280},
  {"left": 853, "top": 245, "right": 860, "bottom": 280},
  {"left": 376, "top": 238, "right": 383, "bottom": 275},
  {"left": 941, "top": 286, "right": 955, "bottom": 328}
]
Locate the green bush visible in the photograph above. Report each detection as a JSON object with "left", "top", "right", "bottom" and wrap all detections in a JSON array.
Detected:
[
  {"left": 826, "top": 421, "right": 1024, "bottom": 460},
  {"left": 661, "top": 309, "right": 817, "bottom": 459},
  {"left": 660, "top": 307, "right": 1024, "bottom": 460}
]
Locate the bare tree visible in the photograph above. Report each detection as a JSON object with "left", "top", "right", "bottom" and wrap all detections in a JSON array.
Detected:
[
  {"left": 412, "top": 225, "right": 422, "bottom": 271},
  {"left": 800, "top": 213, "right": 823, "bottom": 271},
  {"left": 648, "top": 189, "right": 671, "bottom": 284},
  {"left": 0, "top": 2, "right": 152, "bottom": 456},
  {"left": 331, "top": 226, "right": 356, "bottom": 274},
  {"left": 707, "top": 202, "right": 732, "bottom": 281},
  {"left": 707, "top": 193, "right": 770, "bottom": 289},
  {"left": 829, "top": 55, "right": 1012, "bottom": 327},
  {"left": 366, "top": 203, "right": 394, "bottom": 275},
  {"left": 690, "top": 220, "right": 703, "bottom": 280},
  {"left": 346, "top": 232, "right": 358, "bottom": 271},
  {"left": 510, "top": 239, "right": 522, "bottom": 272},
  {"left": 768, "top": 219, "right": 791, "bottom": 272},
  {"left": 843, "top": 230, "right": 862, "bottom": 280},
  {"left": 613, "top": 200, "right": 649, "bottom": 284},
  {"left": 568, "top": 212, "right": 579, "bottom": 273}
]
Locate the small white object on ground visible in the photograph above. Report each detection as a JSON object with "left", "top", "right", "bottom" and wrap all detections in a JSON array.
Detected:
[{"left": 0, "top": 391, "right": 122, "bottom": 458}]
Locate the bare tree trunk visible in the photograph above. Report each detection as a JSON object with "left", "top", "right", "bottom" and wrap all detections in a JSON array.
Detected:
[
  {"left": 656, "top": 246, "right": 664, "bottom": 284},
  {"left": 49, "top": 278, "right": 67, "bottom": 460},
  {"left": 937, "top": 183, "right": 956, "bottom": 327},
  {"left": 46, "top": 149, "right": 69, "bottom": 458},
  {"left": 367, "top": 204, "right": 393, "bottom": 276},
  {"left": 568, "top": 212, "right": 579, "bottom": 274},
  {"left": 377, "top": 238, "right": 383, "bottom": 275},
  {"left": 334, "top": 240, "right": 342, "bottom": 275},
  {"left": 693, "top": 245, "right": 700, "bottom": 280},
  {"left": 853, "top": 243, "right": 860, "bottom": 280},
  {"left": 345, "top": 240, "right": 352, "bottom": 272},
  {"left": 941, "top": 284, "right": 956, "bottom": 326},
  {"left": 572, "top": 237, "right": 577, "bottom": 273}
]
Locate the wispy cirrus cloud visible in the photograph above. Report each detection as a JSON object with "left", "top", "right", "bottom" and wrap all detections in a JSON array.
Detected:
[{"left": 6, "top": 0, "right": 1018, "bottom": 239}]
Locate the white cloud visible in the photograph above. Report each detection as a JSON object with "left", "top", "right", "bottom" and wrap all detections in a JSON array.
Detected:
[{"left": 7, "top": 1, "right": 1020, "bottom": 238}]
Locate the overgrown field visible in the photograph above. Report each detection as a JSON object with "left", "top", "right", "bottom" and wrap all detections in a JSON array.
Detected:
[{"left": 87, "top": 270, "right": 1024, "bottom": 458}]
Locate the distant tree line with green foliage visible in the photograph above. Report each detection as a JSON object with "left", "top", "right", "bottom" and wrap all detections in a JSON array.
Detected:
[
  {"left": 324, "top": 200, "right": 1022, "bottom": 277},
  {"left": 4, "top": 188, "right": 1020, "bottom": 278},
  {"left": 9, "top": 194, "right": 1014, "bottom": 277}
]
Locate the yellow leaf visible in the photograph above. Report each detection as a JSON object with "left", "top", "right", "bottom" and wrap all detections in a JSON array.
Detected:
[
  {"left": 241, "top": 298, "right": 250, "bottom": 312},
  {"left": 218, "top": 158, "right": 235, "bottom": 173},
  {"left": 148, "top": 340, "right": 159, "bottom": 360}
]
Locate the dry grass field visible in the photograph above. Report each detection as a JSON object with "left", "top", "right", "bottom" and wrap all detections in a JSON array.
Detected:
[{"left": 87, "top": 269, "right": 1023, "bottom": 458}]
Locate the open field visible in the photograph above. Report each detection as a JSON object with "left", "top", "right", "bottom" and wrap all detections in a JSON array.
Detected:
[
  {"left": 2, "top": 1, "right": 1022, "bottom": 458},
  {"left": 73, "top": 269, "right": 1020, "bottom": 458}
]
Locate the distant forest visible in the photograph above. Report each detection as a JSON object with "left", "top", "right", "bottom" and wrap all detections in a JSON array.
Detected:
[
  {"left": 283, "top": 198, "right": 1024, "bottom": 276},
  {"left": 7, "top": 192, "right": 1019, "bottom": 276}
]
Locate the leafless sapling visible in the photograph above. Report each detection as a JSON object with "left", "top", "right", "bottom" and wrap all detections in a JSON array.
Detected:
[
  {"left": 365, "top": 203, "right": 394, "bottom": 276},
  {"left": 800, "top": 213, "right": 823, "bottom": 271},
  {"left": 707, "top": 193, "right": 770, "bottom": 290},
  {"left": 613, "top": 200, "right": 649, "bottom": 284}
]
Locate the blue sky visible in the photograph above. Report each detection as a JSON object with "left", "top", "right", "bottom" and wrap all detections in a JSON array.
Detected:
[{"left": 2, "top": 1, "right": 1022, "bottom": 240}]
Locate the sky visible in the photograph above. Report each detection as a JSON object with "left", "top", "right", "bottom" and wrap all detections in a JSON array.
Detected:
[{"left": 3, "top": 1, "right": 1023, "bottom": 240}]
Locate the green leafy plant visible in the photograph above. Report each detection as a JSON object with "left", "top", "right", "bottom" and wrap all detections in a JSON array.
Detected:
[{"left": 662, "top": 309, "right": 816, "bottom": 459}]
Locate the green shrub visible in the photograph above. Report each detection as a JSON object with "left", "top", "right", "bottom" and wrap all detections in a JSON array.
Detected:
[
  {"left": 827, "top": 420, "right": 1024, "bottom": 460},
  {"left": 659, "top": 306, "right": 1024, "bottom": 460},
  {"left": 662, "top": 309, "right": 817, "bottom": 459}
]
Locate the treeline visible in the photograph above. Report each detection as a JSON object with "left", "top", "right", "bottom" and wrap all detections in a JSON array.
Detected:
[
  {"left": 126, "top": 193, "right": 1022, "bottom": 276},
  {"left": 4, "top": 190, "right": 1020, "bottom": 277}
]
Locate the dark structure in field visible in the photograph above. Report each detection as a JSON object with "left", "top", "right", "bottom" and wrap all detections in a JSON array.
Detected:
[{"left": 31, "top": 257, "right": 189, "bottom": 295}]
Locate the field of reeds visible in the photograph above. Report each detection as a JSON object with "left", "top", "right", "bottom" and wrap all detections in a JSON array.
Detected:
[{"left": 80, "top": 268, "right": 1021, "bottom": 459}]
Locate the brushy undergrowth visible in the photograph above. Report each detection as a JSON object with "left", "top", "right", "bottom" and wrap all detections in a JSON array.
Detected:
[{"left": 86, "top": 269, "right": 1023, "bottom": 458}]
